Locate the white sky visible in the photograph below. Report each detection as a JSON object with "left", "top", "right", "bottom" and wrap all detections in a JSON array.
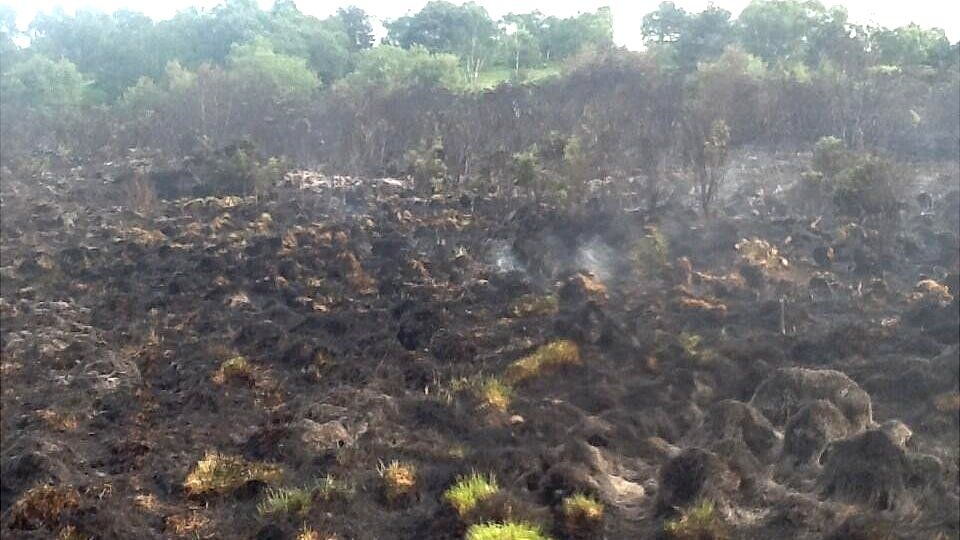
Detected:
[{"left": 3, "top": 0, "right": 959, "bottom": 50}]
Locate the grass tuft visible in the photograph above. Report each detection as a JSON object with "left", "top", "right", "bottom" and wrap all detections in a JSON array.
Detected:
[
  {"left": 296, "top": 525, "right": 322, "bottom": 540},
  {"left": 509, "top": 294, "right": 559, "bottom": 317},
  {"left": 313, "top": 474, "right": 355, "bottom": 502},
  {"left": 183, "top": 451, "right": 281, "bottom": 496},
  {"left": 381, "top": 461, "right": 417, "bottom": 505},
  {"left": 465, "top": 521, "right": 551, "bottom": 540},
  {"left": 663, "top": 500, "right": 727, "bottom": 540},
  {"left": 10, "top": 484, "right": 80, "bottom": 530},
  {"left": 443, "top": 472, "right": 500, "bottom": 516},
  {"left": 257, "top": 486, "right": 312, "bottom": 517},
  {"left": 505, "top": 340, "right": 580, "bottom": 384},
  {"left": 57, "top": 525, "right": 90, "bottom": 540},
  {"left": 212, "top": 355, "right": 254, "bottom": 385},
  {"left": 479, "top": 377, "right": 513, "bottom": 411},
  {"left": 562, "top": 493, "right": 604, "bottom": 536},
  {"left": 933, "top": 391, "right": 960, "bottom": 414}
]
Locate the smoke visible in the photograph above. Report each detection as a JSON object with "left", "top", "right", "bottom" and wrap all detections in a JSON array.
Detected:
[
  {"left": 489, "top": 239, "right": 525, "bottom": 274},
  {"left": 575, "top": 237, "right": 615, "bottom": 282}
]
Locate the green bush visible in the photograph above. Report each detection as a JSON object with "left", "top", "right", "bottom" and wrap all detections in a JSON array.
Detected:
[
  {"left": 832, "top": 156, "right": 902, "bottom": 224},
  {"left": 338, "top": 45, "right": 465, "bottom": 93},
  {"left": 227, "top": 37, "right": 321, "bottom": 104}
]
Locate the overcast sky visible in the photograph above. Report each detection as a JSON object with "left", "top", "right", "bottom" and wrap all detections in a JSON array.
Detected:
[{"left": 3, "top": 0, "right": 959, "bottom": 50}]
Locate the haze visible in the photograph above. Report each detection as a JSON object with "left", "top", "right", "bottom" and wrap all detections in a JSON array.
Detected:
[{"left": 3, "top": 0, "right": 959, "bottom": 48}]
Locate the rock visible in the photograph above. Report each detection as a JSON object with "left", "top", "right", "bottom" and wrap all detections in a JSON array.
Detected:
[
  {"left": 879, "top": 420, "right": 912, "bottom": 449},
  {"left": 656, "top": 448, "right": 737, "bottom": 513},
  {"left": 598, "top": 474, "right": 645, "bottom": 517},
  {"left": 818, "top": 429, "right": 910, "bottom": 510},
  {"left": 559, "top": 438, "right": 648, "bottom": 507},
  {"left": 291, "top": 419, "right": 353, "bottom": 453},
  {"left": 781, "top": 400, "right": 851, "bottom": 467},
  {"left": 696, "top": 400, "right": 782, "bottom": 462},
  {"left": 750, "top": 368, "right": 873, "bottom": 431}
]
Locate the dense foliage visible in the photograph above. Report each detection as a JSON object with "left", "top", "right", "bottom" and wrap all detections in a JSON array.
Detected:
[{"left": 0, "top": 0, "right": 957, "bottom": 175}]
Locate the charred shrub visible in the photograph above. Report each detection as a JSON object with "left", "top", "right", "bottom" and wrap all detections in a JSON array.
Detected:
[
  {"left": 406, "top": 138, "right": 447, "bottom": 193},
  {"left": 811, "top": 136, "right": 852, "bottom": 180},
  {"left": 192, "top": 140, "right": 287, "bottom": 196}
]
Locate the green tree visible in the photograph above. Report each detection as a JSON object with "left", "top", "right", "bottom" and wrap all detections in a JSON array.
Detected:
[
  {"left": 642, "top": 3, "right": 735, "bottom": 71},
  {"left": 642, "top": 2, "right": 690, "bottom": 45},
  {"left": 387, "top": 1, "right": 497, "bottom": 79},
  {"left": 29, "top": 8, "right": 165, "bottom": 99},
  {"left": 871, "top": 24, "right": 952, "bottom": 67},
  {"left": 264, "top": 1, "right": 352, "bottom": 82},
  {"left": 336, "top": 6, "right": 374, "bottom": 50},
  {"left": 676, "top": 6, "right": 734, "bottom": 68},
  {"left": 737, "top": 0, "right": 826, "bottom": 66},
  {"left": 227, "top": 37, "right": 320, "bottom": 103},
  {"left": 1, "top": 6, "right": 20, "bottom": 71},
  {"left": 499, "top": 12, "right": 546, "bottom": 72},
  {"left": 540, "top": 7, "right": 614, "bottom": 61},
  {"left": 0, "top": 54, "right": 89, "bottom": 115}
]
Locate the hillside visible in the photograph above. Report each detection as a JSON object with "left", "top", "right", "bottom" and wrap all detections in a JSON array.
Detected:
[{"left": 1, "top": 150, "right": 957, "bottom": 539}]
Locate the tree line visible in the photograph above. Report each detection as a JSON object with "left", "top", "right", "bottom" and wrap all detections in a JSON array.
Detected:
[{"left": 0, "top": 0, "right": 957, "bottom": 178}]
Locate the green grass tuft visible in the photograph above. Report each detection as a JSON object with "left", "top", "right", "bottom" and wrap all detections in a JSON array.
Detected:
[
  {"left": 563, "top": 492, "right": 604, "bottom": 534},
  {"left": 465, "top": 521, "right": 551, "bottom": 540},
  {"left": 663, "top": 500, "right": 727, "bottom": 540},
  {"left": 257, "top": 486, "right": 312, "bottom": 517},
  {"left": 504, "top": 340, "right": 580, "bottom": 384},
  {"left": 443, "top": 472, "right": 499, "bottom": 516},
  {"left": 313, "top": 474, "right": 355, "bottom": 502}
]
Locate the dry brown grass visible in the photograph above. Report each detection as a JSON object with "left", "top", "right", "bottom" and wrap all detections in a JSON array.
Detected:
[
  {"left": 211, "top": 356, "right": 254, "bottom": 385},
  {"left": 183, "top": 451, "right": 282, "bottom": 497},
  {"left": 478, "top": 377, "right": 512, "bottom": 412},
  {"left": 510, "top": 294, "right": 559, "bottom": 317},
  {"left": 37, "top": 409, "right": 80, "bottom": 431},
  {"left": 563, "top": 493, "right": 604, "bottom": 538},
  {"left": 912, "top": 279, "right": 954, "bottom": 305},
  {"left": 381, "top": 461, "right": 418, "bottom": 505},
  {"left": 339, "top": 251, "right": 377, "bottom": 294},
  {"left": 933, "top": 392, "right": 960, "bottom": 414},
  {"left": 165, "top": 511, "right": 211, "bottom": 537},
  {"left": 673, "top": 295, "right": 728, "bottom": 317},
  {"left": 56, "top": 525, "right": 90, "bottom": 540},
  {"left": 10, "top": 484, "right": 80, "bottom": 530},
  {"left": 561, "top": 273, "right": 608, "bottom": 304}
]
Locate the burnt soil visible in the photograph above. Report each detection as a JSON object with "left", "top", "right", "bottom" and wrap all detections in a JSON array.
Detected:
[{"left": 1, "top": 153, "right": 958, "bottom": 539}]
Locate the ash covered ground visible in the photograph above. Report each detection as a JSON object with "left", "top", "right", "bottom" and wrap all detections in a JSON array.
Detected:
[{"left": 1, "top": 152, "right": 958, "bottom": 539}]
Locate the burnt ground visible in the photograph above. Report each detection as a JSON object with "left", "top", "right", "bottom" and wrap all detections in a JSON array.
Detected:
[{"left": 1, "top": 152, "right": 958, "bottom": 539}]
